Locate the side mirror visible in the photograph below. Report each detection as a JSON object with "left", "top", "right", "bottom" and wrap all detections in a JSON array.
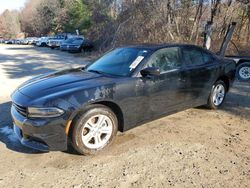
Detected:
[{"left": 140, "top": 67, "right": 160, "bottom": 77}]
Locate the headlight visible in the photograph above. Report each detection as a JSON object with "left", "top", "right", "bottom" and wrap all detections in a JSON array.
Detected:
[
  {"left": 73, "top": 45, "right": 80, "bottom": 48},
  {"left": 28, "top": 107, "right": 64, "bottom": 118}
]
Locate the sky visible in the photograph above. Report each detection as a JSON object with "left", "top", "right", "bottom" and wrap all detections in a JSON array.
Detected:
[{"left": 0, "top": 0, "right": 27, "bottom": 14}]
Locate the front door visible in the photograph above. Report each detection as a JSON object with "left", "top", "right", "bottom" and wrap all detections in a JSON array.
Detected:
[{"left": 136, "top": 47, "right": 188, "bottom": 121}]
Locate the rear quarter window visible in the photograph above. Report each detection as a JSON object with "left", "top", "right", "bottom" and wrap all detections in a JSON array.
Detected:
[
  {"left": 202, "top": 51, "right": 217, "bottom": 63},
  {"left": 182, "top": 48, "right": 204, "bottom": 66}
]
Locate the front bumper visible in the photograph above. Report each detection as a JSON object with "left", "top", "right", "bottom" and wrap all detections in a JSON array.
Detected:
[
  {"left": 60, "top": 46, "right": 81, "bottom": 52},
  {"left": 50, "top": 45, "right": 60, "bottom": 48},
  {"left": 14, "top": 124, "right": 49, "bottom": 151},
  {"left": 60, "top": 46, "right": 69, "bottom": 51},
  {"left": 48, "top": 42, "right": 61, "bottom": 48},
  {"left": 11, "top": 105, "right": 68, "bottom": 151},
  {"left": 68, "top": 47, "right": 81, "bottom": 52}
]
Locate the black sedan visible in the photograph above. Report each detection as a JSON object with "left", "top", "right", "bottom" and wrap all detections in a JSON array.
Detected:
[
  {"left": 60, "top": 37, "right": 93, "bottom": 52},
  {"left": 11, "top": 44, "right": 236, "bottom": 155}
]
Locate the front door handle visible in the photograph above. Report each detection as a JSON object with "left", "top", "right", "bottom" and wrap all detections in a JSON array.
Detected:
[{"left": 178, "top": 78, "right": 186, "bottom": 82}]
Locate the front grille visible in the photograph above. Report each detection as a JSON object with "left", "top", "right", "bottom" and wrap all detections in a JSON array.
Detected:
[{"left": 13, "top": 103, "right": 27, "bottom": 117}]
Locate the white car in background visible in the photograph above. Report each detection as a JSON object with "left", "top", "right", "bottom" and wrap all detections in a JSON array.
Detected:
[
  {"left": 47, "top": 35, "right": 66, "bottom": 49},
  {"left": 36, "top": 37, "right": 51, "bottom": 47},
  {"left": 25, "top": 37, "right": 39, "bottom": 45}
]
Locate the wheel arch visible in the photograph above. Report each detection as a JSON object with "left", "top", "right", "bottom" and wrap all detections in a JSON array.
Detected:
[
  {"left": 93, "top": 101, "right": 124, "bottom": 132},
  {"left": 216, "top": 75, "right": 230, "bottom": 91},
  {"left": 66, "top": 100, "right": 124, "bottom": 137},
  {"left": 237, "top": 59, "right": 250, "bottom": 67}
]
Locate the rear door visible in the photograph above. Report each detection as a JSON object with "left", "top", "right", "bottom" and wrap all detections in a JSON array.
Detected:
[{"left": 181, "top": 46, "right": 220, "bottom": 101}]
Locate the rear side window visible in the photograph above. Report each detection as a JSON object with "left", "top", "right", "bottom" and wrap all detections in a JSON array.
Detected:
[
  {"left": 182, "top": 48, "right": 204, "bottom": 66},
  {"left": 202, "top": 51, "right": 216, "bottom": 63},
  {"left": 145, "top": 47, "right": 181, "bottom": 73}
]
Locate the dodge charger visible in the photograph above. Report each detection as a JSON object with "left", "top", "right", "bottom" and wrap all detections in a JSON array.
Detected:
[{"left": 11, "top": 44, "right": 236, "bottom": 155}]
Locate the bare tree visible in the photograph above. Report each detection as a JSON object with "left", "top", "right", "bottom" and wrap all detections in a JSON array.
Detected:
[
  {"left": 1, "top": 0, "right": 250, "bottom": 52},
  {"left": 210, "top": 0, "right": 221, "bottom": 23},
  {"left": 0, "top": 10, "right": 21, "bottom": 38}
]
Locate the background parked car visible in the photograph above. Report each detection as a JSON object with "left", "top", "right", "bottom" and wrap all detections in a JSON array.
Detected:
[
  {"left": 60, "top": 37, "right": 94, "bottom": 52},
  {"left": 4, "top": 39, "right": 14, "bottom": 44},
  {"left": 60, "top": 38, "right": 77, "bottom": 51},
  {"left": 48, "top": 34, "right": 84, "bottom": 49},
  {"left": 14, "top": 39, "right": 22, "bottom": 44},
  {"left": 20, "top": 38, "right": 29, "bottom": 45},
  {"left": 25, "top": 37, "right": 38, "bottom": 45},
  {"left": 36, "top": 37, "right": 51, "bottom": 47},
  {"left": 47, "top": 35, "right": 66, "bottom": 49}
]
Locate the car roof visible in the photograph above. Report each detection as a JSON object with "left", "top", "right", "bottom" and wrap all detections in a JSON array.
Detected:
[{"left": 120, "top": 43, "right": 203, "bottom": 51}]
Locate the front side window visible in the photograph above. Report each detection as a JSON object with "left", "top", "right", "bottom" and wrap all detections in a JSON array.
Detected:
[{"left": 145, "top": 47, "right": 181, "bottom": 73}]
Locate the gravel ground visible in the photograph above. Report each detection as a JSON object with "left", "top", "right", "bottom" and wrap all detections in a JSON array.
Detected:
[{"left": 0, "top": 44, "right": 249, "bottom": 188}]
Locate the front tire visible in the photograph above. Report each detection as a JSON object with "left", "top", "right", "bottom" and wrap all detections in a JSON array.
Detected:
[
  {"left": 70, "top": 105, "right": 118, "bottom": 155},
  {"left": 207, "top": 80, "right": 227, "bottom": 109},
  {"left": 41, "top": 42, "right": 46, "bottom": 47},
  {"left": 79, "top": 47, "right": 83, "bottom": 53}
]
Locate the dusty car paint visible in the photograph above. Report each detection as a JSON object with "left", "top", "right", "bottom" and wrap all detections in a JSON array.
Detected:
[{"left": 11, "top": 44, "right": 236, "bottom": 151}]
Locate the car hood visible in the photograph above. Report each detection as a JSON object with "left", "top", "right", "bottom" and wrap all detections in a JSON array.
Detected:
[
  {"left": 61, "top": 42, "right": 81, "bottom": 46},
  {"left": 17, "top": 68, "right": 113, "bottom": 99},
  {"left": 61, "top": 42, "right": 71, "bottom": 45},
  {"left": 49, "top": 39, "right": 64, "bottom": 42}
]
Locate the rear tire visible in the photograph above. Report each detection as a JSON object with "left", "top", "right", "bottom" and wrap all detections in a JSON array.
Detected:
[
  {"left": 70, "top": 105, "right": 118, "bottom": 155},
  {"left": 207, "top": 80, "right": 227, "bottom": 109}
]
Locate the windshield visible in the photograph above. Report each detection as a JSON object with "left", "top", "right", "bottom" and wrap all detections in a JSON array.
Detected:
[
  {"left": 64, "top": 38, "right": 75, "bottom": 43},
  {"left": 86, "top": 48, "right": 150, "bottom": 76},
  {"left": 72, "top": 38, "right": 83, "bottom": 44}
]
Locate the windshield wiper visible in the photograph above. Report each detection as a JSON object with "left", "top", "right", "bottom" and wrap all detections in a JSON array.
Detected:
[
  {"left": 88, "top": 69, "right": 103, "bottom": 74},
  {"left": 88, "top": 69, "right": 119, "bottom": 77}
]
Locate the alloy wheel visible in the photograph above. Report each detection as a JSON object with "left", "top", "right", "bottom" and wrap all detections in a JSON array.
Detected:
[
  {"left": 81, "top": 114, "right": 113, "bottom": 149},
  {"left": 212, "top": 84, "right": 225, "bottom": 106}
]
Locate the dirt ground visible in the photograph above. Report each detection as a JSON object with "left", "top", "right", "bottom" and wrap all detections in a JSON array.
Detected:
[{"left": 0, "top": 44, "right": 249, "bottom": 188}]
